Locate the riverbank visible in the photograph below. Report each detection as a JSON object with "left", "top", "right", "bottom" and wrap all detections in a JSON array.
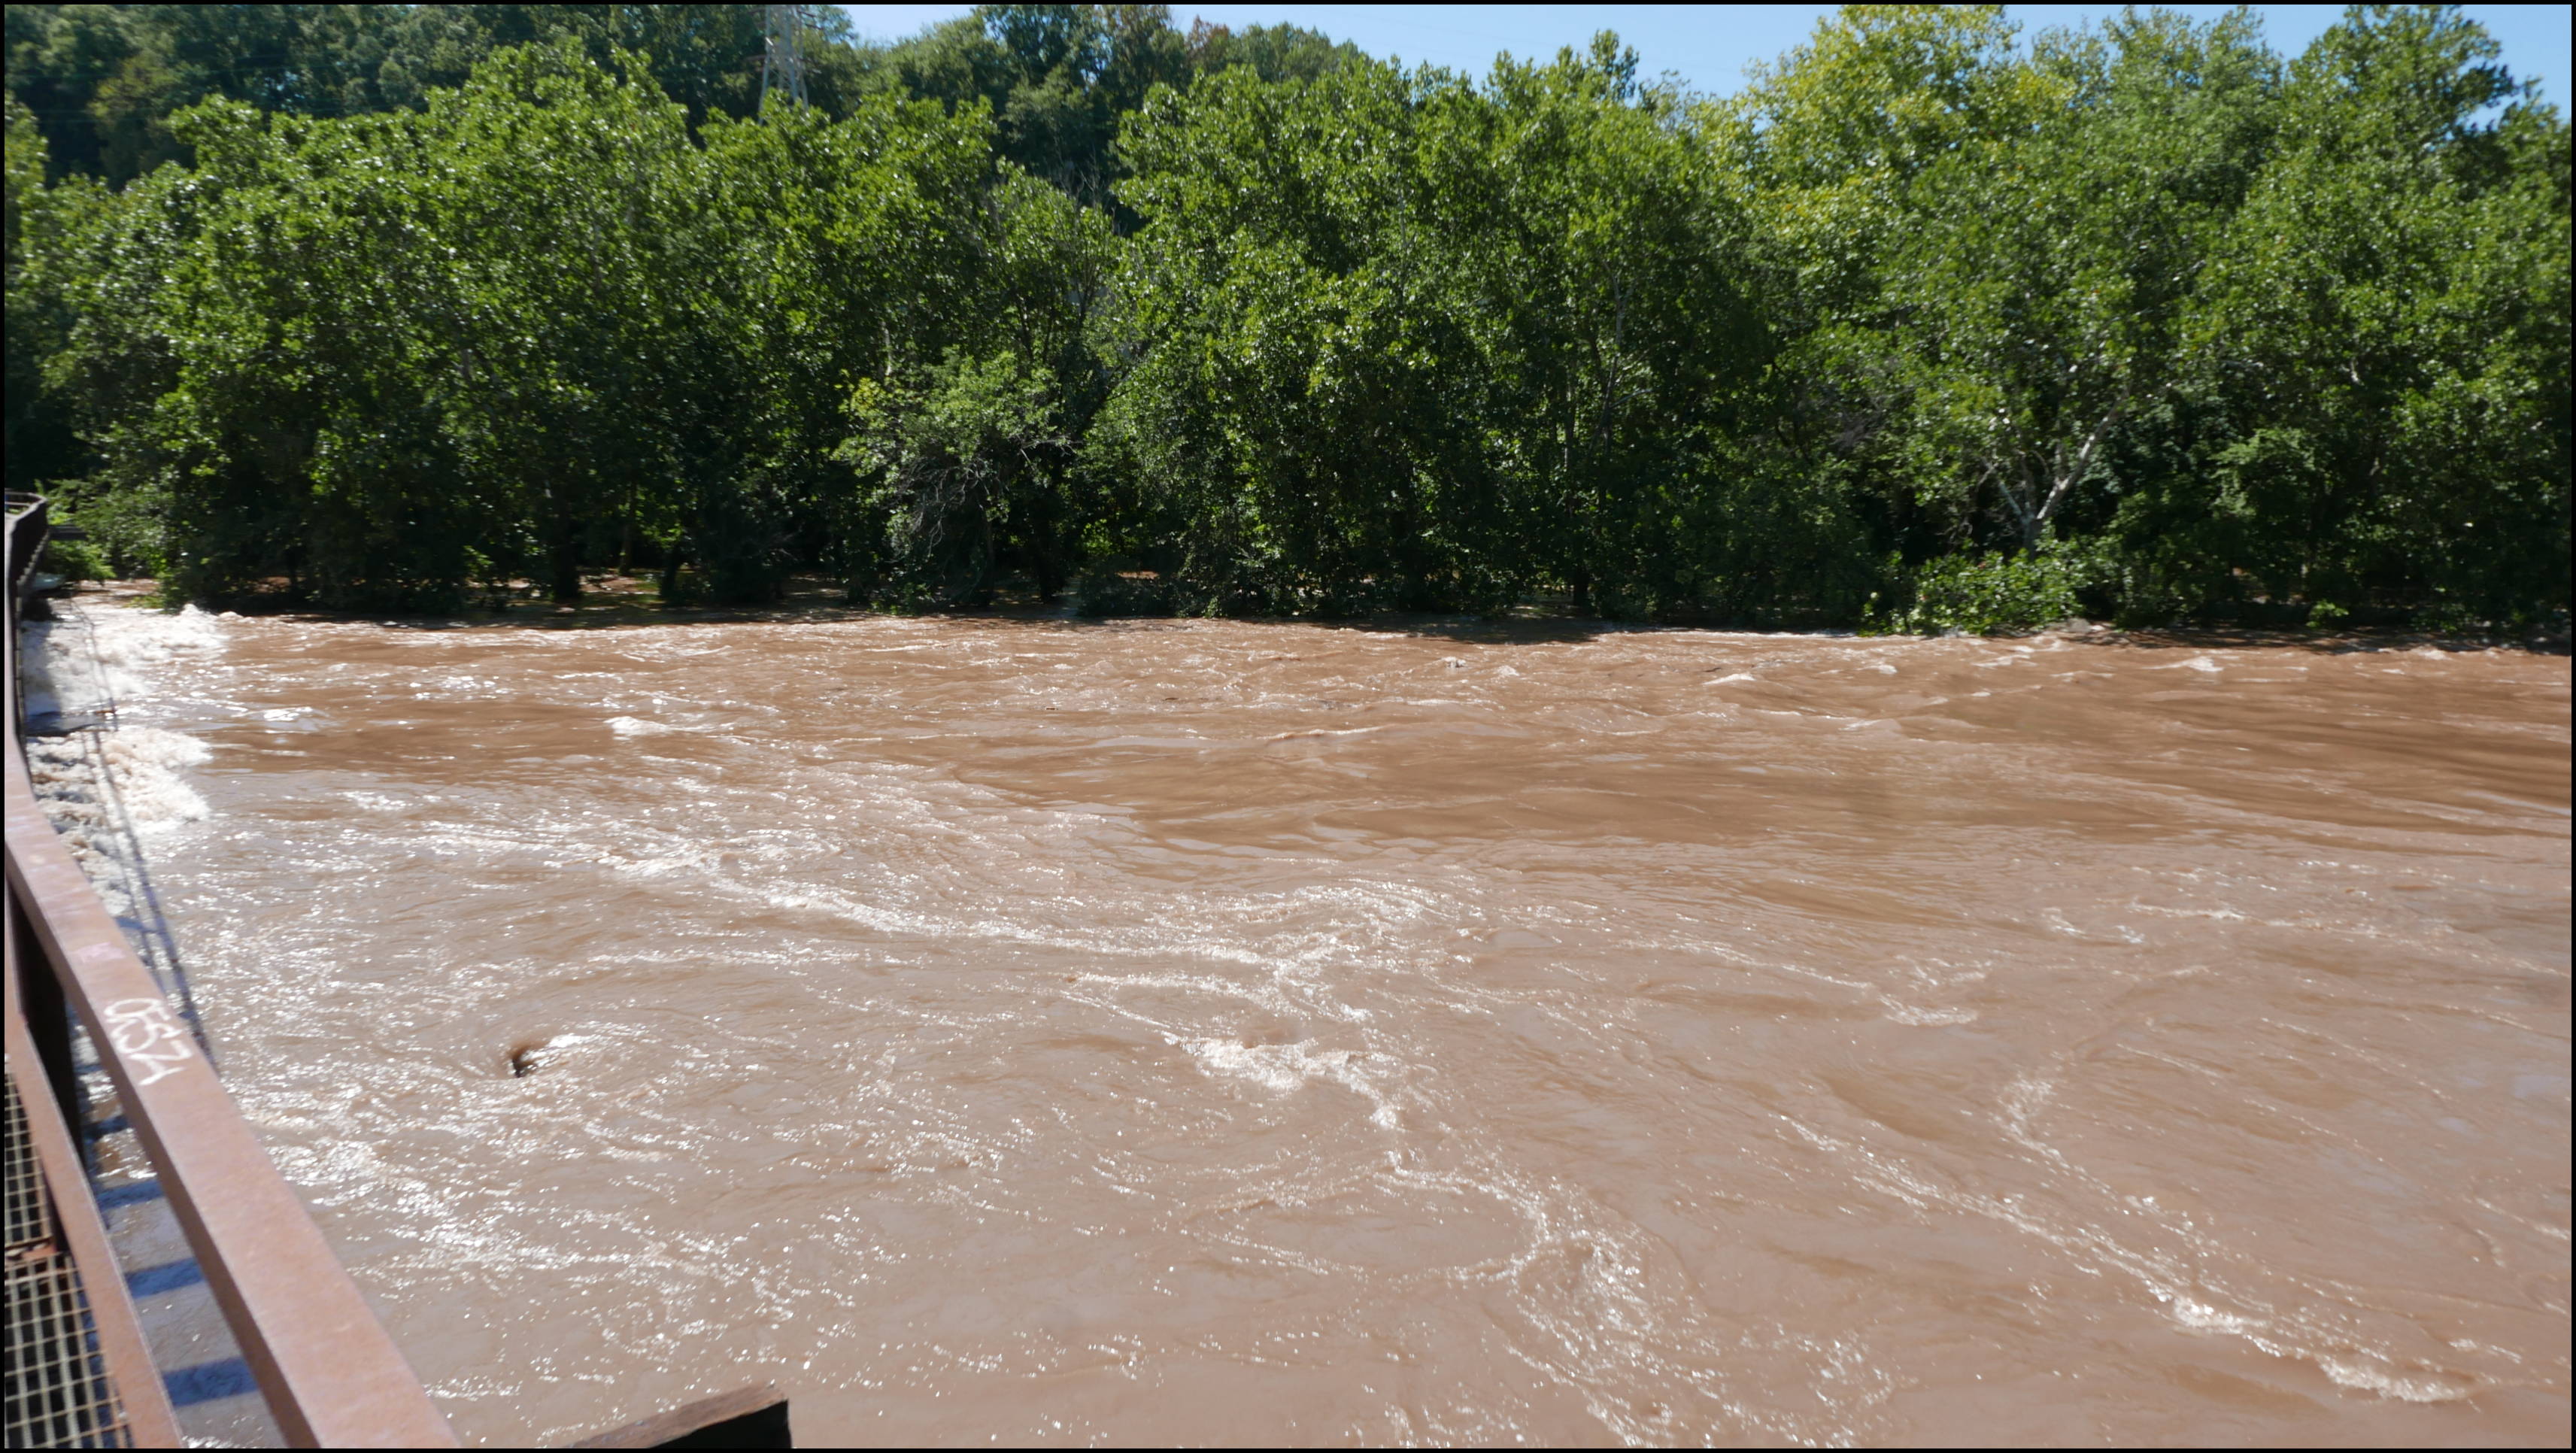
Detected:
[{"left": 63, "top": 575, "right": 2574, "bottom": 657}]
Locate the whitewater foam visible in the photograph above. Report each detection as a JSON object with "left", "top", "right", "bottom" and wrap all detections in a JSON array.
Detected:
[{"left": 1182, "top": 1037, "right": 1411, "bottom": 1127}]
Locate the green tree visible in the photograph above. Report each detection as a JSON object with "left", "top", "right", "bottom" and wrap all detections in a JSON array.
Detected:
[
  {"left": 1180, "top": 17, "right": 1359, "bottom": 84},
  {"left": 1105, "top": 37, "right": 1770, "bottom": 617},
  {"left": 1869, "top": 8, "right": 2281, "bottom": 554},
  {"left": 693, "top": 83, "right": 996, "bottom": 602},
  {"left": 5, "top": 95, "right": 82, "bottom": 494},
  {"left": 4, "top": 5, "right": 821, "bottom": 185},
  {"left": 5, "top": 3, "right": 2564, "bottom": 629},
  {"left": 1103, "top": 56, "right": 1492, "bottom": 611},
  {"left": 884, "top": 5, "right": 1191, "bottom": 213},
  {"left": 2183, "top": 3, "right": 2568, "bottom": 623}
]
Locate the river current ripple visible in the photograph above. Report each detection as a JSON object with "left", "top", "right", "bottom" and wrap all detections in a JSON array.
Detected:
[{"left": 38, "top": 604, "right": 2571, "bottom": 1445}]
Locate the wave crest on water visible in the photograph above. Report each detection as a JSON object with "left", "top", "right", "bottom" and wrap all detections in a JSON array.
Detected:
[
  {"left": 1182, "top": 1036, "right": 1412, "bottom": 1127},
  {"left": 90, "top": 602, "right": 228, "bottom": 697},
  {"left": 26, "top": 726, "right": 211, "bottom": 836}
]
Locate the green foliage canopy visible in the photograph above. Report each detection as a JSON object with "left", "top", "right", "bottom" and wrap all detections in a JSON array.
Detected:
[{"left": 3, "top": 4, "right": 2565, "bottom": 631}]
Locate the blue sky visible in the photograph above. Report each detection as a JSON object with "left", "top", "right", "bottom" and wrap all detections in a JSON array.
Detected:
[{"left": 838, "top": 4, "right": 2570, "bottom": 108}]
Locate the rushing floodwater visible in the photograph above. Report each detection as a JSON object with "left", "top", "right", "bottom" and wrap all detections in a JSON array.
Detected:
[{"left": 29, "top": 602, "right": 2572, "bottom": 1446}]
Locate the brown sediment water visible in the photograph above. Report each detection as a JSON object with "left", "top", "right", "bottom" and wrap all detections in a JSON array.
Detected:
[{"left": 39, "top": 605, "right": 2571, "bottom": 1445}]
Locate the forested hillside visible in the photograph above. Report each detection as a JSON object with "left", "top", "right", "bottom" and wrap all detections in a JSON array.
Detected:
[{"left": 5, "top": 3, "right": 2565, "bottom": 629}]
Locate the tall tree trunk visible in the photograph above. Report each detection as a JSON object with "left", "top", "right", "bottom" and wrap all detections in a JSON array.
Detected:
[
  {"left": 660, "top": 540, "right": 688, "bottom": 602},
  {"left": 550, "top": 519, "right": 582, "bottom": 604},
  {"left": 617, "top": 476, "right": 636, "bottom": 577}
]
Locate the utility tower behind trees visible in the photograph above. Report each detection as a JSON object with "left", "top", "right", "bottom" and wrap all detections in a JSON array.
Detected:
[{"left": 761, "top": 4, "right": 818, "bottom": 109}]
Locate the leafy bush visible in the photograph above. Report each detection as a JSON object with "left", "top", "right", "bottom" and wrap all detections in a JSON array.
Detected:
[
  {"left": 49, "top": 481, "right": 166, "bottom": 579},
  {"left": 39, "top": 534, "right": 107, "bottom": 582},
  {"left": 1887, "top": 551, "right": 2086, "bottom": 635},
  {"left": 839, "top": 350, "right": 1074, "bottom": 608}
]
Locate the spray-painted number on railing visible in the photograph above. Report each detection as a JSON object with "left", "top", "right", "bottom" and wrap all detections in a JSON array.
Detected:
[{"left": 104, "top": 996, "right": 194, "bottom": 1086}]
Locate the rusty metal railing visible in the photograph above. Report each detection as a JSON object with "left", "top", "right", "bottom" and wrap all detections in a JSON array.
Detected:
[
  {"left": 7, "top": 963, "right": 180, "bottom": 1448},
  {"left": 5, "top": 496, "right": 458, "bottom": 1448}
]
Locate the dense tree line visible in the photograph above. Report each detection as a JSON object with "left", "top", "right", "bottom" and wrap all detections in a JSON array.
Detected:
[{"left": 4, "top": 4, "right": 2565, "bottom": 629}]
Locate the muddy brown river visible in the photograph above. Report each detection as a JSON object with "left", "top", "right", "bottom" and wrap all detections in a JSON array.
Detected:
[{"left": 41, "top": 605, "right": 2573, "bottom": 1445}]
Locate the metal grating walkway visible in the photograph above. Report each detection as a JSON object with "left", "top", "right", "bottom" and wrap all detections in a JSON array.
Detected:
[{"left": 5, "top": 1069, "right": 136, "bottom": 1449}]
